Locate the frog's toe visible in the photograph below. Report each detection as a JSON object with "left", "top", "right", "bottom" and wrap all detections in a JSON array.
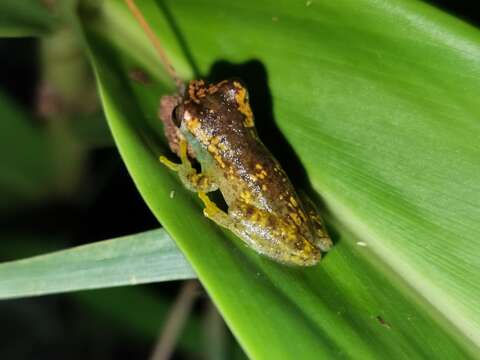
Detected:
[
  {"left": 315, "top": 236, "right": 333, "bottom": 252},
  {"left": 159, "top": 155, "right": 181, "bottom": 171}
]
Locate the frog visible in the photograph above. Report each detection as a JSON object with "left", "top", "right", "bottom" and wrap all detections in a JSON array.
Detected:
[{"left": 158, "top": 79, "right": 332, "bottom": 266}]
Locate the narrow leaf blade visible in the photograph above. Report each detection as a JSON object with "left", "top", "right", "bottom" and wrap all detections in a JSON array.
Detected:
[{"left": 0, "top": 229, "right": 196, "bottom": 300}]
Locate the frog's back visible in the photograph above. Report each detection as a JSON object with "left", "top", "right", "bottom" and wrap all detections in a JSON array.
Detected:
[{"left": 177, "top": 79, "right": 302, "bottom": 211}]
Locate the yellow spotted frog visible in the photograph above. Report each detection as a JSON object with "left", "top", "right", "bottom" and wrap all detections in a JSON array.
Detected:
[{"left": 159, "top": 79, "right": 332, "bottom": 266}]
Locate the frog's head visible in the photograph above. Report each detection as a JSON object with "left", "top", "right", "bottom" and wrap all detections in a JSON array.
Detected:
[
  {"left": 173, "top": 79, "right": 255, "bottom": 136},
  {"left": 183, "top": 78, "right": 249, "bottom": 105}
]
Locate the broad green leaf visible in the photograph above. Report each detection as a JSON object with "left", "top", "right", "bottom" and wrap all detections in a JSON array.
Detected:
[
  {"left": 0, "top": 0, "right": 57, "bottom": 37},
  {"left": 0, "top": 229, "right": 196, "bottom": 299},
  {"left": 78, "top": 0, "right": 479, "bottom": 358}
]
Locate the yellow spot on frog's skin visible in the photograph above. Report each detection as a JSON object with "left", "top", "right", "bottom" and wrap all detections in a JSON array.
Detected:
[
  {"left": 214, "top": 154, "right": 226, "bottom": 168},
  {"left": 240, "top": 191, "right": 253, "bottom": 203},
  {"left": 208, "top": 80, "right": 228, "bottom": 94},
  {"left": 262, "top": 184, "right": 268, "bottom": 191},
  {"left": 254, "top": 210, "right": 267, "bottom": 224},
  {"left": 208, "top": 140, "right": 230, "bottom": 169},
  {"left": 186, "top": 117, "right": 200, "bottom": 132},
  {"left": 188, "top": 80, "right": 228, "bottom": 104},
  {"left": 188, "top": 80, "right": 207, "bottom": 103},
  {"left": 289, "top": 212, "right": 302, "bottom": 226},
  {"left": 255, "top": 169, "right": 268, "bottom": 179},
  {"left": 290, "top": 196, "right": 298, "bottom": 207},
  {"left": 188, "top": 173, "right": 205, "bottom": 187},
  {"left": 187, "top": 117, "right": 213, "bottom": 147},
  {"left": 208, "top": 143, "right": 218, "bottom": 155},
  {"left": 233, "top": 81, "right": 254, "bottom": 127},
  {"left": 299, "top": 210, "right": 308, "bottom": 222},
  {"left": 255, "top": 164, "right": 263, "bottom": 170}
]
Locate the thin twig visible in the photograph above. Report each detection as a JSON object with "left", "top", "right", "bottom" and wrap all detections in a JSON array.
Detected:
[
  {"left": 124, "top": 0, "right": 184, "bottom": 91},
  {"left": 149, "top": 280, "right": 200, "bottom": 360}
]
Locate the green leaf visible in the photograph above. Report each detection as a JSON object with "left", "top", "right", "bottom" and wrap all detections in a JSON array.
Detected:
[
  {"left": 0, "top": 229, "right": 196, "bottom": 300},
  {"left": 0, "top": 0, "right": 57, "bottom": 37},
  {"left": 78, "top": 0, "right": 479, "bottom": 358}
]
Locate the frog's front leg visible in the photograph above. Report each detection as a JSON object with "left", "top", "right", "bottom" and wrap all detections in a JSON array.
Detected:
[{"left": 160, "top": 139, "right": 218, "bottom": 193}]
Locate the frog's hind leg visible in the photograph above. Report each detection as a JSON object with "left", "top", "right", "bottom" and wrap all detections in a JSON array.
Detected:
[
  {"left": 160, "top": 139, "right": 218, "bottom": 193},
  {"left": 300, "top": 193, "right": 333, "bottom": 252},
  {"left": 198, "top": 191, "right": 234, "bottom": 229}
]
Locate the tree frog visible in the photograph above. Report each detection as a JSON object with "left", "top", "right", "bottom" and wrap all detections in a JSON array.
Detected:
[{"left": 159, "top": 79, "right": 332, "bottom": 266}]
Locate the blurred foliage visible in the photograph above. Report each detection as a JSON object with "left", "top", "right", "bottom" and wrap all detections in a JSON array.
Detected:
[
  {"left": 0, "top": 0, "right": 58, "bottom": 37},
  {"left": 0, "top": 90, "right": 56, "bottom": 207}
]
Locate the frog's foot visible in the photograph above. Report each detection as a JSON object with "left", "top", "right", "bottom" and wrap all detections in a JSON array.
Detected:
[
  {"left": 160, "top": 140, "right": 217, "bottom": 192},
  {"left": 159, "top": 156, "right": 181, "bottom": 171},
  {"left": 307, "top": 210, "right": 332, "bottom": 252},
  {"left": 198, "top": 191, "right": 232, "bottom": 228},
  {"left": 298, "top": 192, "right": 333, "bottom": 252},
  {"left": 314, "top": 233, "right": 333, "bottom": 252}
]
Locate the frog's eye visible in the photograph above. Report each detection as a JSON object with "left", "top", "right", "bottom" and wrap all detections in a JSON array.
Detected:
[{"left": 172, "top": 105, "right": 182, "bottom": 127}]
